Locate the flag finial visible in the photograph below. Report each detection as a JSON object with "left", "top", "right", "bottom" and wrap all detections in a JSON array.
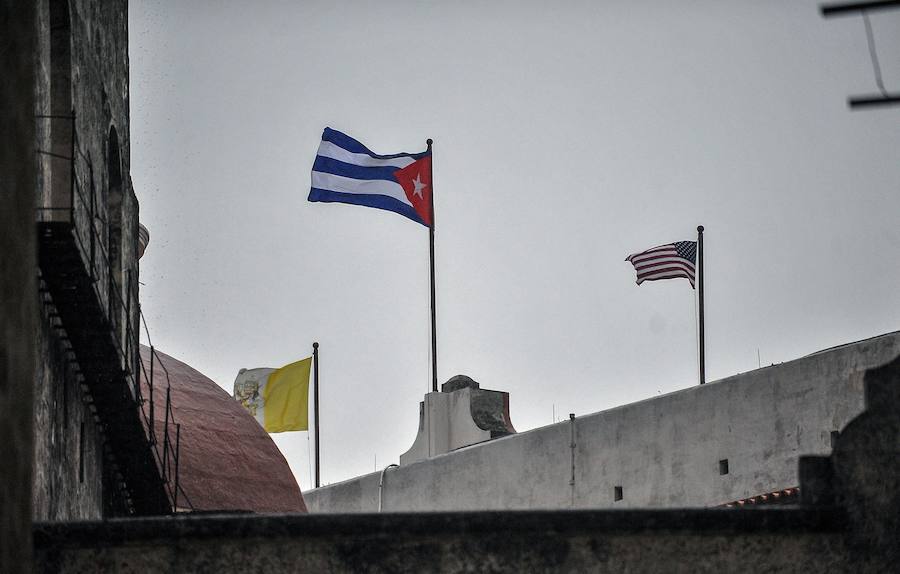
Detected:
[{"left": 697, "top": 225, "right": 704, "bottom": 232}]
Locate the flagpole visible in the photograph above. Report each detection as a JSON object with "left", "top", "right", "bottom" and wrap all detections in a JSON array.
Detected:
[
  {"left": 427, "top": 138, "right": 438, "bottom": 393},
  {"left": 313, "top": 341, "right": 320, "bottom": 487},
  {"left": 697, "top": 225, "right": 706, "bottom": 385}
]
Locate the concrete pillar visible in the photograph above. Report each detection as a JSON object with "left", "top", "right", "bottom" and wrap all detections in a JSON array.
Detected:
[{"left": 400, "top": 376, "right": 515, "bottom": 465}]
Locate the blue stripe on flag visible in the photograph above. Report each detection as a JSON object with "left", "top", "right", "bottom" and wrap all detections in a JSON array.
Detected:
[
  {"left": 323, "top": 127, "right": 431, "bottom": 160},
  {"left": 312, "top": 156, "right": 400, "bottom": 182},
  {"left": 308, "top": 188, "right": 426, "bottom": 226}
]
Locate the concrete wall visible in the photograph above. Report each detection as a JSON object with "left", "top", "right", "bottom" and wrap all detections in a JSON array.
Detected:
[
  {"left": 305, "top": 332, "right": 900, "bottom": 512},
  {"left": 32, "top": 509, "right": 856, "bottom": 574},
  {"left": 0, "top": 2, "right": 38, "bottom": 571},
  {"left": 31, "top": 0, "right": 140, "bottom": 520}
]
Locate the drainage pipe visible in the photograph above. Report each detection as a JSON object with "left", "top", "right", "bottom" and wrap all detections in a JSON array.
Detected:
[{"left": 378, "top": 464, "right": 399, "bottom": 512}]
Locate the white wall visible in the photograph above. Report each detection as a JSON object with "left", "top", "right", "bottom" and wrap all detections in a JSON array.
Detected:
[{"left": 305, "top": 332, "right": 900, "bottom": 512}]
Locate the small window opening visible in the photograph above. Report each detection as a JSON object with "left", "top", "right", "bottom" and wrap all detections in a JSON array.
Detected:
[
  {"left": 830, "top": 431, "right": 840, "bottom": 449},
  {"left": 719, "top": 459, "right": 729, "bottom": 475},
  {"left": 614, "top": 486, "right": 623, "bottom": 501},
  {"left": 78, "top": 421, "right": 85, "bottom": 483}
]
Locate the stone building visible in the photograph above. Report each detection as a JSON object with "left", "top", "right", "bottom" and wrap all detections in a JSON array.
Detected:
[
  {"left": 24, "top": 0, "right": 306, "bottom": 523},
  {"left": 32, "top": 0, "right": 158, "bottom": 519}
]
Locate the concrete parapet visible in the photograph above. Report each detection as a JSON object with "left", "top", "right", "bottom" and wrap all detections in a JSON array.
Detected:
[{"left": 308, "top": 332, "right": 900, "bottom": 512}]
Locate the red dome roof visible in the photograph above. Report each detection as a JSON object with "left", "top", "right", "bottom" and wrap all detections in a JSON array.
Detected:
[{"left": 140, "top": 346, "right": 306, "bottom": 513}]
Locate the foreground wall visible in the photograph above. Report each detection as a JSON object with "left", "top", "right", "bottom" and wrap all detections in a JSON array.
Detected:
[
  {"left": 33, "top": 508, "right": 854, "bottom": 574},
  {"left": 306, "top": 332, "right": 900, "bottom": 512},
  {"left": 0, "top": 2, "right": 37, "bottom": 572}
]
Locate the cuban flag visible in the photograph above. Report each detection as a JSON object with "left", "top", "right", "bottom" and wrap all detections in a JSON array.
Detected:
[{"left": 309, "top": 128, "right": 432, "bottom": 227}]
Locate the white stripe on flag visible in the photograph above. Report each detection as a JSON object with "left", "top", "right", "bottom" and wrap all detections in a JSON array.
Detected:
[
  {"left": 311, "top": 171, "right": 412, "bottom": 206},
  {"left": 632, "top": 255, "right": 694, "bottom": 268},
  {"left": 316, "top": 140, "right": 416, "bottom": 169}
]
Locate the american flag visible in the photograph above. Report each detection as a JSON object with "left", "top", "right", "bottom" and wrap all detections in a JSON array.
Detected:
[{"left": 625, "top": 241, "right": 697, "bottom": 288}]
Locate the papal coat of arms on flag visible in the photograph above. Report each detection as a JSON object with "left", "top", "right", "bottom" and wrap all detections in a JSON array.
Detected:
[{"left": 233, "top": 358, "right": 312, "bottom": 433}]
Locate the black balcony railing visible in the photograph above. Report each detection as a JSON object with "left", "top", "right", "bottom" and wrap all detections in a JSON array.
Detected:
[
  {"left": 35, "top": 111, "right": 183, "bottom": 515},
  {"left": 138, "top": 324, "right": 195, "bottom": 512}
]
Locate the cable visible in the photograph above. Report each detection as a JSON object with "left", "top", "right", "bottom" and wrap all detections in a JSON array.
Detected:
[{"left": 863, "top": 12, "right": 890, "bottom": 98}]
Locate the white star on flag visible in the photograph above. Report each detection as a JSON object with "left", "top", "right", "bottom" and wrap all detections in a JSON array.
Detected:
[{"left": 412, "top": 174, "right": 427, "bottom": 198}]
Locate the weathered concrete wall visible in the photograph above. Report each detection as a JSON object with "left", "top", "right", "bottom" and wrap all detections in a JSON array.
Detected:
[
  {"left": 32, "top": 0, "right": 141, "bottom": 520},
  {"left": 306, "top": 332, "right": 900, "bottom": 512},
  {"left": 0, "top": 2, "right": 38, "bottom": 571},
  {"left": 33, "top": 509, "right": 859, "bottom": 574}
]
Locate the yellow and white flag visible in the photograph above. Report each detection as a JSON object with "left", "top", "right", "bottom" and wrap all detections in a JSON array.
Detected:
[{"left": 233, "top": 357, "right": 311, "bottom": 433}]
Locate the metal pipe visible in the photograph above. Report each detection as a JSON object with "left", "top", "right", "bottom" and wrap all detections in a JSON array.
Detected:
[
  {"left": 313, "top": 342, "right": 320, "bottom": 488},
  {"left": 378, "top": 464, "right": 399, "bottom": 512},
  {"left": 697, "top": 225, "right": 705, "bottom": 385},
  {"left": 821, "top": 0, "right": 900, "bottom": 16},
  {"left": 427, "top": 138, "right": 437, "bottom": 392},
  {"left": 849, "top": 93, "right": 900, "bottom": 108},
  {"left": 569, "top": 413, "right": 576, "bottom": 507},
  {"left": 162, "top": 385, "right": 171, "bottom": 478},
  {"left": 173, "top": 423, "right": 181, "bottom": 512},
  {"left": 149, "top": 344, "right": 155, "bottom": 446}
]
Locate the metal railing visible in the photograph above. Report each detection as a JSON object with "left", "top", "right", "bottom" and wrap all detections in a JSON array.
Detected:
[
  {"left": 35, "top": 110, "right": 187, "bottom": 513},
  {"left": 137, "top": 324, "right": 191, "bottom": 512}
]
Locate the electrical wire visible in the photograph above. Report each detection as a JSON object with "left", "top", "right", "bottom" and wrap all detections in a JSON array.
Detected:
[{"left": 862, "top": 12, "right": 890, "bottom": 98}]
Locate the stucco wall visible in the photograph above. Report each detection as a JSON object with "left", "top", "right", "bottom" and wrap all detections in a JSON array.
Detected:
[{"left": 305, "top": 331, "right": 900, "bottom": 512}]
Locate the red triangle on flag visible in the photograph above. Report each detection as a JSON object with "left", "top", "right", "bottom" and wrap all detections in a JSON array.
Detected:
[{"left": 394, "top": 156, "right": 432, "bottom": 227}]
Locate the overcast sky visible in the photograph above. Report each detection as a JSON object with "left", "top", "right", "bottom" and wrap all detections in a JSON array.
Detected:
[{"left": 128, "top": 1, "right": 900, "bottom": 491}]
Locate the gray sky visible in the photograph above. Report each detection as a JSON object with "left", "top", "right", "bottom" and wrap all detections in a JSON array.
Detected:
[{"left": 128, "top": 1, "right": 900, "bottom": 490}]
